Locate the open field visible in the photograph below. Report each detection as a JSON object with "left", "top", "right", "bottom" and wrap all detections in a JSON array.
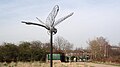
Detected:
[{"left": 0, "top": 62, "right": 120, "bottom": 67}]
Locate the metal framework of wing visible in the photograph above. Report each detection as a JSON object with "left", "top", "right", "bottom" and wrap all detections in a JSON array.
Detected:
[
  {"left": 53, "top": 12, "right": 74, "bottom": 26},
  {"left": 46, "top": 5, "right": 59, "bottom": 27},
  {"left": 36, "top": 17, "right": 45, "bottom": 25},
  {"left": 21, "top": 21, "right": 50, "bottom": 30}
]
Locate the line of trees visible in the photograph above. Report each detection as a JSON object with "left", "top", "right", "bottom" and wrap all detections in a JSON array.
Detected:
[
  {"left": 0, "top": 41, "right": 47, "bottom": 62},
  {"left": 0, "top": 36, "right": 73, "bottom": 63},
  {"left": 0, "top": 36, "right": 120, "bottom": 63}
]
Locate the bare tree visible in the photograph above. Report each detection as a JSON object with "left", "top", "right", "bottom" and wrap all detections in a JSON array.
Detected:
[
  {"left": 54, "top": 36, "right": 64, "bottom": 50},
  {"left": 88, "top": 40, "right": 100, "bottom": 60},
  {"left": 87, "top": 36, "right": 110, "bottom": 61},
  {"left": 54, "top": 36, "right": 73, "bottom": 53}
]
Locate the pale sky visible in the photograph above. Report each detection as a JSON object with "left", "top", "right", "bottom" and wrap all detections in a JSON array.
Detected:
[{"left": 0, "top": 0, "right": 120, "bottom": 48}]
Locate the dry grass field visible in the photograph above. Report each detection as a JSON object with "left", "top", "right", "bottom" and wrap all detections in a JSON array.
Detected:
[
  {"left": 0, "top": 62, "right": 93, "bottom": 67},
  {"left": 0, "top": 62, "right": 119, "bottom": 67}
]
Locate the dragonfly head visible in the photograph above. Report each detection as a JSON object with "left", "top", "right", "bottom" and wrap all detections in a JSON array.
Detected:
[
  {"left": 53, "top": 27, "right": 57, "bottom": 34},
  {"left": 49, "top": 27, "right": 57, "bottom": 35}
]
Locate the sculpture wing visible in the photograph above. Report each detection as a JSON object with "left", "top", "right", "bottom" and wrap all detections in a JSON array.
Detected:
[
  {"left": 46, "top": 5, "right": 59, "bottom": 27},
  {"left": 21, "top": 21, "right": 50, "bottom": 30},
  {"left": 54, "top": 12, "right": 74, "bottom": 26}
]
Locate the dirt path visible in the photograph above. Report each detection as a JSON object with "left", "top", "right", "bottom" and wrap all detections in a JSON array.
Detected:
[
  {"left": 78, "top": 62, "right": 120, "bottom": 67},
  {"left": 57, "top": 62, "right": 120, "bottom": 67}
]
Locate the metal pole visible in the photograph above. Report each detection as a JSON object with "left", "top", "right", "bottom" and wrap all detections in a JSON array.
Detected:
[{"left": 50, "top": 30, "right": 53, "bottom": 67}]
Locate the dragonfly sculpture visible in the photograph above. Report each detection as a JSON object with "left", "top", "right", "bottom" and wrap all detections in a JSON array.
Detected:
[
  {"left": 21, "top": 5, "right": 73, "bottom": 67},
  {"left": 22, "top": 5, "right": 73, "bottom": 34}
]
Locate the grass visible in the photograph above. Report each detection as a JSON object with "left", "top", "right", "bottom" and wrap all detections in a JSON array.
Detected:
[{"left": 0, "top": 62, "right": 95, "bottom": 67}]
